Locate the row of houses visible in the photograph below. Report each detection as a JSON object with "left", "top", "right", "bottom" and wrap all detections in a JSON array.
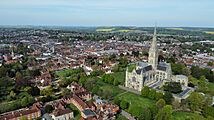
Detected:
[{"left": 63, "top": 82, "right": 120, "bottom": 120}]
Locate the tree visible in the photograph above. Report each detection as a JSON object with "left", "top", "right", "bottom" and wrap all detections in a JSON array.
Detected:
[
  {"left": 0, "top": 66, "right": 7, "bottom": 77},
  {"left": 198, "top": 76, "right": 208, "bottom": 92},
  {"left": 128, "top": 64, "right": 136, "bottom": 72},
  {"left": 132, "top": 51, "right": 139, "bottom": 57},
  {"left": 163, "top": 92, "right": 173, "bottom": 104},
  {"left": 79, "top": 77, "right": 86, "bottom": 86},
  {"left": 45, "top": 105, "right": 54, "bottom": 113},
  {"left": 156, "top": 99, "right": 166, "bottom": 109},
  {"left": 155, "top": 92, "right": 164, "bottom": 101},
  {"left": 207, "top": 116, "right": 214, "bottom": 120},
  {"left": 172, "top": 100, "right": 180, "bottom": 110},
  {"left": 120, "top": 100, "right": 129, "bottom": 110},
  {"left": 141, "top": 86, "right": 150, "bottom": 97},
  {"left": 113, "top": 79, "right": 120, "bottom": 86},
  {"left": 155, "top": 105, "right": 173, "bottom": 120},
  {"left": 26, "top": 86, "right": 40, "bottom": 96},
  {"left": 112, "top": 64, "right": 120, "bottom": 72},
  {"left": 190, "top": 66, "right": 203, "bottom": 79},
  {"left": 119, "top": 57, "right": 128, "bottom": 68},
  {"left": 148, "top": 89, "right": 156, "bottom": 100},
  {"left": 140, "top": 107, "right": 152, "bottom": 120},
  {"left": 9, "top": 91, "right": 16, "bottom": 99},
  {"left": 203, "top": 106, "right": 214, "bottom": 118},
  {"left": 113, "top": 97, "right": 121, "bottom": 105},
  {"left": 91, "top": 86, "right": 100, "bottom": 94},
  {"left": 207, "top": 62, "right": 213, "bottom": 66},
  {"left": 62, "top": 88, "right": 71, "bottom": 96},
  {"left": 187, "top": 92, "right": 205, "bottom": 112},
  {"left": 163, "top": 82, "right": 182, "bottom": 94},
  {"left": 149, "top": 105, "right": 159, "bottom": 120},
  {"left": 21, "top": 96, "right": 34, "bottom": 107},
  {"left": 40, "top": 86, "right": 54, "bottom": 96},
  {"left": 15, "top": 72, "right": 23, "bottom": 86}
]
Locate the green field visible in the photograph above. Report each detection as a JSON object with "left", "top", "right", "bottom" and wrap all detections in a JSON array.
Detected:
[
  {"left": 55, "top": 69, "right": 74, "bottom": 78},
  {"left": 173, "top": 112, "right": 206, "bottom": 120},
  {"left": 208, "top": 82, "right": 214, "bottom": 89},
  {"left": 207, "top": 82, "right": 214, "bottom": 96},
  {"left": 115, "top": 92, "right": 155, "bottom": 108},
  {"left": 96, "top": 80, "right": 125, "bottom": 97},
  {"left": 96, "top": 28, "right": 115, "bottom": 32},
  {"left": 204, "top": 31, "right": 214, "bottom": 34},
  {"left": 166, "top": 28, "right": 184, "bottom": 31}
]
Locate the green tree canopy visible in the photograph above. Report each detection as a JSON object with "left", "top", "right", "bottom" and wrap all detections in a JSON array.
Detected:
[
  {"left": 155, "top": 105, "right": 173, "bottom": 120},
  {"left": 156, "top": 99, "right": 166, "bottom": 109},
  {"left": 187, "top": 92, "right": 205, "bottom": 112},
  {"left": 163, "top": 82, "right": 182, "bottom": 94}
]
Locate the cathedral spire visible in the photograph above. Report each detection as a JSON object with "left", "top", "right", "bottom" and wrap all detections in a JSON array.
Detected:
[
  {"left": 151, "top": 26, "right": 157, "bottom": 49},
  {"left": 148, "top": 26, "right": 158, "bottom": 69}
]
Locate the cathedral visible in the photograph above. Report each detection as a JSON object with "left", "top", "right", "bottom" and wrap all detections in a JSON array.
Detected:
[{"left": 125, "top": 27, "right": 188, "bottom": 92}]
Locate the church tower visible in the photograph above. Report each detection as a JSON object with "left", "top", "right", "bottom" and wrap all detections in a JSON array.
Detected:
[{"left": 148, "top": 27, "right": 158, "bottom": 69}]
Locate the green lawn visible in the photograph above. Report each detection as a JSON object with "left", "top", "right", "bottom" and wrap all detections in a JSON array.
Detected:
[
  {"left": 100, "top": 84, "right": 125, "bottom": 97},
  {"left": 115, "top": 92, "right": 155, "bottom": 108},
  {"left": 207, "top": 82, "right": 214, "bottom": 90},
  {"left": 96, "top": 80, "right": 125, "bottom": 97},
  {"left": 207, "top": 82, "right": 214, "bottom": 96},
  {"left": 96, "top": 28, "right": 115, "bottom": 32},
  {"left": 173, "top": 112, "right": 206, "bottom": 120},
  {"left": 55, "top": 69, "right": 74, "bottom": 78}
]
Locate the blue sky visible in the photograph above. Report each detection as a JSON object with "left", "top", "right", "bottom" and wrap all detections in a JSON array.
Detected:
[{"left": 0, "top": 0, "right": 214, "bottom": 27}]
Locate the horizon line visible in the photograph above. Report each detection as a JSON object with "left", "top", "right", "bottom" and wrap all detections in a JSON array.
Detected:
[{"left": 0, "top": 24, "right": 214, "bottom": 29}]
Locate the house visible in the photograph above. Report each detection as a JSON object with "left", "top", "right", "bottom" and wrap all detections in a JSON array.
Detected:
[
  {"left": 51, "top": 109, "right": 73, "bottom": 120},
  {"left": 81, "top": 109, "right": 96, "bottom": 119},
  {"left": 69, "top": 82, "right": 92, "bottom": 101},
  {"left": 0, "top": 103, "right": 41, "bottom": 120}
]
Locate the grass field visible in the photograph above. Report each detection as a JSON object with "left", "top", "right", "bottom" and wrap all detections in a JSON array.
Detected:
[
  {"left": 166, "top": 28, "right": 184, "bottom": 30},
  {"left": 207, "top": 82, "right": 214, "bottom": 88},
  {"left": 204, "top": 31, "right": 214, "bottom": 34},
  {"left": 55, "top": 69, "right": 74, "bottom": 78},
  {"left": 115, "top": 92, "right": 155, "bottom": 108},
  {"left": 173, "top": 112, "right": 206, "bottom": 120},
  {"left": 96, "top": 28, "right": 115, "bottom": 32},
  {"left": 97, "top": 80, "right": 125, "bottom": 97},
  {"left": 207, "top": 82, "right": 214, "bottom": 96},
  {"left": 118, "top": 29, "right": 133, "bottom": 32}
]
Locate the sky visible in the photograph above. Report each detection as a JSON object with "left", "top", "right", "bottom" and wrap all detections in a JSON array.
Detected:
[{"left": 0, "top": 0, "right": 214, "bottom": 27}]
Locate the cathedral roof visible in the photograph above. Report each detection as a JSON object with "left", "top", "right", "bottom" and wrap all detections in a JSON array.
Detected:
[
  {"left": 157, "top": 62, "right": 170, "bottom": 71},
  {"left": 135, "top": 63, "right": 152, "bottom": 74}
]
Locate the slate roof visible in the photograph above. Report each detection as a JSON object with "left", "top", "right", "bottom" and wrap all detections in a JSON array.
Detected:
[
  {"left": 157, "top": 65, "right": 167, "bottom": 71},
  {"left": 157, "top": 62, "right": 170, "bottom": 71},
  {"left": 136, "top": 65, "right": 152, "bottom": 74},
  {"left": 82, "top": 109, "right": 96, "bottom": 117}
]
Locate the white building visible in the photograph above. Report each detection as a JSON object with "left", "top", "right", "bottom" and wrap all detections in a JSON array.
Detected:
[
  {"left": 51, "top": 109, "right": 74, "bottom": 120},
  {"left": 125, "top": 27, "right": 188, "bottom": 92}
]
